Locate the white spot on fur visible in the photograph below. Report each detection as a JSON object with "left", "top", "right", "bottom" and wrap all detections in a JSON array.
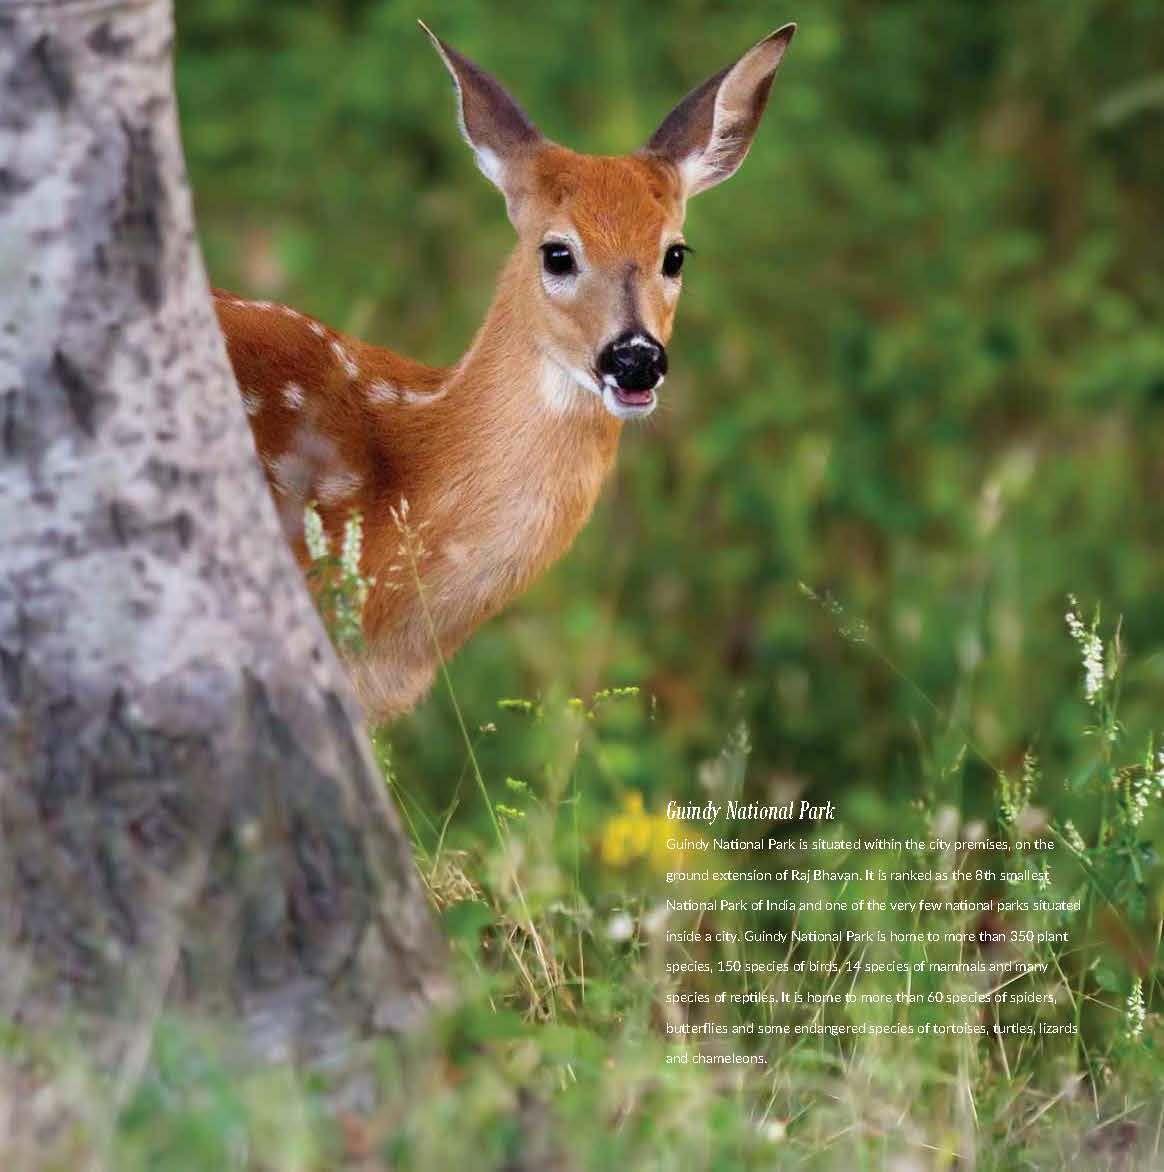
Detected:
[
  {"left": 401, "top": 384, "right": 448, "bottom": 405},
  {"left": 317, "top": 469, "right": 363, "bottom": 505},
  {"left": 262, "top": 427, "right": 339, "bottom": 502},
  {"left": 296, "top": 427, "right": 339, "bottom": 468},
  {"left": 367, "top": 379, "right": 402, "bottom": 405},
  {"left": 330, "top": 338, "right": 359, "bottom": 379},
  {"left": 368, "top": 379, "right": 449, "bottom": 407},
  {"left": 309, "top": 321, "right": 326, "bottom": 337},
  {"left": 282, "top": 381, "right": 305, "bottom": 410},
  {"left": 241, "top": 389, "right": 261, "bottom": 417},
  {"left": 269, "top": 450, "right": 310, "bottom": 499}
]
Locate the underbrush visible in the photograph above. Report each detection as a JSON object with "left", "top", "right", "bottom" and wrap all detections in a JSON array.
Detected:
[
  {"left": 102, "top": 569, "right": 1164, "bottom": 1169},
  {"left": 7, "top": 524, "right": 1161, "bottom": 1169}
]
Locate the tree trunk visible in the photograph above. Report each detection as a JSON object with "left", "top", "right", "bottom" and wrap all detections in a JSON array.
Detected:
[{"left": 0, "top": 0, "right": 450, "bottom": 1096}]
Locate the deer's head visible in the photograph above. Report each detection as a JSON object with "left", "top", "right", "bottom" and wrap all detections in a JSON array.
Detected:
[{"left": 423, "top": 23, "right": 795, "bottom": 420}]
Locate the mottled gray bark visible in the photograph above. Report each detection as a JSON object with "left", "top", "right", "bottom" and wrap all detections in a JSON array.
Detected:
[{"left": 0, "top": 0, "right": 450, "bottom": 1096}]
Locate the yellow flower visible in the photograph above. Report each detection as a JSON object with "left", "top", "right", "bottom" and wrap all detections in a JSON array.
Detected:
[
  {"left": 599, "top": 792, "right": 651, "bottom": 867},
  {"left": 599, "top": 792, "right": 708, "bottom": 873}
]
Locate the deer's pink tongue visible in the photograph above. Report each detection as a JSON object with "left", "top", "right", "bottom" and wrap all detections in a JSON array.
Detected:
[{"left": 614, "top": 386, "right": 654, "bottom": 406}]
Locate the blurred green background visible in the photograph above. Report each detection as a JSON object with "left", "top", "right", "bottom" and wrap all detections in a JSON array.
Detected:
[{"left": 177, "top": 1, "right": 1164, "bottom": 820}]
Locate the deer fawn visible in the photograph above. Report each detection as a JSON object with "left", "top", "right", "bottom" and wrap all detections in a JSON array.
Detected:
[{"left": 215, "top": 23, "right": 795, "bottom": 722}]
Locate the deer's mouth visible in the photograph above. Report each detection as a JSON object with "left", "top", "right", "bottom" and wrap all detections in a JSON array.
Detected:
[
  {"left": 613, "top": 385, "right": 655, "bottom": 408},
  {"left": 599, "top": 373, "right": 660, "bottom": 419}
]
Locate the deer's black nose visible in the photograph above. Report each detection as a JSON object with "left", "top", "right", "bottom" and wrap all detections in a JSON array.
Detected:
[{"left": 597, "top": 331, "right": 668, "bottom": 391}]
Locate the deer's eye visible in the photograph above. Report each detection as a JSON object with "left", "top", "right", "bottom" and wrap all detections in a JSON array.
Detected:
[
  {"left": 662, "top": 243, "right": 690, "bottom": 278},
  {"left": 541, "top": 243, "right": 576, "bottom": 277}
]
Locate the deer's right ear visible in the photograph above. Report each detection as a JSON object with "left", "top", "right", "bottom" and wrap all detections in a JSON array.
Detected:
[{"left": 421, "top": 22, "right": 542, "bottom": 219}]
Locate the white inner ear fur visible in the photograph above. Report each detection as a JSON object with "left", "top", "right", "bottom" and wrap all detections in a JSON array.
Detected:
[
  {"left": 682, "top": 37, "right": 789, "bottom": 197},
  {"left": 474, "top": 143, "right": 506, "bottom": 187}
]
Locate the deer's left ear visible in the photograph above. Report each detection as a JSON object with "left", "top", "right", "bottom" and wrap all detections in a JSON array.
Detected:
[
  {"left": 421, "top": 22, "right": 543, "bottom": 219},
  {"left": 645, "top": 24, "right": 795, "bottom": 198}
]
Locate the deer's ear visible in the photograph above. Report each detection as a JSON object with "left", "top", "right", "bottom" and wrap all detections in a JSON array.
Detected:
[
  {"left": 645, "top": 24, "right": 795, "bottom": 198},
  {"left": 421, "top": 22, "right": 542, "bottom": 217}
]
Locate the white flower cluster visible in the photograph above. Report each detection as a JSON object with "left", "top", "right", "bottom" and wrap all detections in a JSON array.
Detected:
[
  {"left": 341, "top": 513, "right": 365, "bottom": 590},
  {"left": 334, "top": 513, "right": 372, "bottom": 647},
  {"left": 1061, "top": 820, "right": 1087, "bottom": 854},
  {"left": 1065, "top": 595, "right": 1104, "bottom": 705},
  {"left": 304, "top": 502, "right": 329, "bottom": 561},
  {"left": 1120, "top": 773, "right": 1148, "bottom": 829},
  {"left": 1128, "top": 744, "right": 1164, "bottom": 827},
  {"left": 998, "top": 750, "right": 1039, "bottom": 824},
  {"left": 1125, "top": 977, "right": 1145, "bottom": 1041}
]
